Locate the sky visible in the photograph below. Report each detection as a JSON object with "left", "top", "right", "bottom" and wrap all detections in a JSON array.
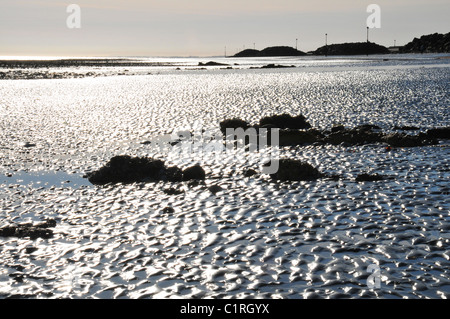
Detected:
[{"left": 0, "top": 0, "right": 449, "bottom": 57}]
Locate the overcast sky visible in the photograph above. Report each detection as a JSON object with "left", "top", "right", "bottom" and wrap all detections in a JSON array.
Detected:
[{"left": 0, "top": 0, "right": 449, "bottom": 57}]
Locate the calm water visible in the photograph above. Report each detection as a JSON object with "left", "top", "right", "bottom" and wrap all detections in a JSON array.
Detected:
[{"left": 0, "top": 54, "right": 449, "bottom": 299}]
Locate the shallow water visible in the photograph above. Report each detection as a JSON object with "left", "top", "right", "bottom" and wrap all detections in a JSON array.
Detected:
[{"left": 0, "top": 55, "right": 449, "bottom": 299}]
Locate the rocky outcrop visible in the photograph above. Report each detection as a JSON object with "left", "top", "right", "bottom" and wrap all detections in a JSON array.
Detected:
[
  {"left": 251, "top": 64, "right": 296, "bottom": 69},
  {"left": 219, "top": 118, "right": 250, "bottom": 135},
  {"left": 198, "top": 61, "right": 229, "bottom": 66},
  {"left": 182, "top": 165, "right": 206, "bottom": 181},
  {"left": 86, "top": 156, "right": 177, "bottom": 185},
  {"left": 86, "top": 155, "right": 206, "bottom": 185},
  {"left": 382, "top": 133, "right": 436, "bottom": 147},
  {"left": 425, "top": 127, "right": 450, "bottom": 139},
  {"left": 323, "top": 127, "right": 383, "bottom": 145},
  {"left": 265, "top": 159, "right": 322, "bottom": 181},
  {"left": 278, "top": 129, "right": 323, "bottom": 146},
  {"left": 355, "top": 173, "right": 386, "bottom": 182},
  {"left": 0, "top": 219, "right": 56, "bottom": 239},
  {"left": 399, "top": 32, "right": 450, "bottom": 53},
  {"left": 219, "top": 116, "right": 446, "bottom": 147},
  {"left": 259, "top": 113, "right": 311, "bottom": 130}
]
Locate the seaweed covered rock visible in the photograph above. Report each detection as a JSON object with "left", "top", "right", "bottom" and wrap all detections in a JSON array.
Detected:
[
  {"left": 0, "top": 219, "right": 56, "bottom": 239},
  {"left": 382, "top": 133, "right": 436, "bottom": 147},
  {"left": 86, "top": 155, "right": 183, "bottom": 185},
  {"left": 355, "top": 173, "right": 386, "bottom": 182},
  {"left": 243, "top": 168, "right": 258, "bottom": 177},
  {"left": 259, "top": 64, "right": 295, "bottom": 69},
  {"left": 331, "top": 125, "right": 346, "bottom": 133},
  {"left": 393, "top": 125, "right": 420, "bottom": 131},
  {"left": 259, "top": 113, "right": 311, "bottom": 130},
  {"left": 278, "top": 129, "right": 323, "bottom": 146},
  {"left": 198, "top": 61, "right": 229, "bottom": 66},
  {"left": 87, "top": 156, "right": 168, "bottom": 184},
  {"left": 265, "top": 159, "right": 322, "bottom": 181},
  {"left": 425, "top": 127, "right": 450, "bottom": 140},
  {"left": 182, "top": 165, "right": 206, "bottom": 181},
  {"left": 87, "top": 156, "right": 207, "bottom": 185},
  {"left": 219, "top": 118, "right": 250, "bottom": 135},
  {"left": 324, "top": 127, "right": 383, "bottom": 145}
]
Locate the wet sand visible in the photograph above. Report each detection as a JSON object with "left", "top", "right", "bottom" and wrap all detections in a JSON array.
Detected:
[{"left": 0, "top": 59, "right": 449, "bottom": 299}]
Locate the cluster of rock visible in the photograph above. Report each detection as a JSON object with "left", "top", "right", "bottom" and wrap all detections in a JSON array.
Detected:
[
  {"left": 0, "top": 70, "right": 97, "bottom": 80},
  {"left": 85, "top": 155, "right": 205, "bottom": 185},
  {"left": 261, "top": 159, "right": 390, "bottom": 182},
  {"left": 265, "top": 159, "right": 323, "bottom": 181},
  {"left": 399, "top": 32, "right": 450, "bottom": 53},
  {"left": 220, "top": 113, "right": 311, "bottom": 135},
  {"left": 249, "top": 64, "right": 296, "bottom": 69},
  {"left": 219, "top": 113, "right": 449, "bottom": 147},
  {"left": 198, "top": 61, "right": 229, "bottom": 67},
  {"left": 0, "top": 219, "right": 56, "bottom": 239},
  {"left": 83, "top": 115, "right": 448, "bottom": 186}
]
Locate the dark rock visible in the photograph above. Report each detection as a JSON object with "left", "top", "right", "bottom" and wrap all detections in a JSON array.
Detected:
[
  {"left": 393, "top": 125, "right": 420, "bottom": 131},
  {"left": 331, "top": 125, "right": 346, "bottom": 133},
  {"left": 259, "top": 64, "right": 295, "bottom": 69},
  {"left": 164, "top": 166, "right": 183, "bottom": 181},
  {"left": 259, "top": 124, "right": 278, "bottom": 129},
  {"left": 22, "top": 142, "right": 36, "bottom": 148},
  {"left": 198, "top": 61, "right": 229, "bottom": 66},
  {"left": 259, "top": 113, "right": 311, "bottom": 130},
  {"left": 25, "top": 247, "right": 38, "bottom": 254},
  {"left": 161, "top": 207, "right": 174, "bottom": 214},
  {"left": 355, "top": 173, "right": 386, "bottom": 182},
  {"left": 324, "top": 174, "right": 341, "bottom": 181},
  {"left": 182, "top": 165, "right": 206, "bottom": 181},
  {"left": 0, "top": 219, "right": 56, "bottom": 239},
  {"left": 208, "top": 185, "right": 223, "bottom": 194},
  {"left": 162, "top": 187, "right": 184, "bottom": 195},
  {"left": 265, "top": 159, "right": 322, "bottom": 181},
  {"left": 355, "top": 124, "right": 382, "bottom": 131},
  {"left": 399, "top": 32, "right": 450, "bottom": 53},
  {"left": 324, "top": 128, "right": 382, "bottom": 145},
  {"left": 382, "top": 133, "right": 435, "bottom": 147},
  {"left": 187, "top": 179, "right": 203, "bottom": 187},
  {"left": 219, "top": 118, "right": 250, "bottom": 135},
  {"left": 243, "top": 168, "right": 258, "bottom": 177},
  {"left": 278, "top": 129, "right": 322, "bottom": 146},
  {"left": 425, "top": 127, "right": 450, "bottom": 139},
  {"left": 86, "top": 155, "right": 181, "bottom": 185}
]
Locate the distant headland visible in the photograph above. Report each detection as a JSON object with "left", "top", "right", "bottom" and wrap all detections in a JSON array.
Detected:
[
  {"left": 232, "top": 32, "right": 449, "bottom": 57},
  {"left": 400, "top": 32, "right": 450, "bottom": 53},
  {"left": 233, "top": 46, "right": 306, "bottom": 57},
  {"left": 313, "top": 42, "right": 389, "bottom": 56}
]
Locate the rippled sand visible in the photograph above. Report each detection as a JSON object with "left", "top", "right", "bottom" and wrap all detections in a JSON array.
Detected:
[{"left": 0, "top": 57, "right": 449, "bottom": 299}]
